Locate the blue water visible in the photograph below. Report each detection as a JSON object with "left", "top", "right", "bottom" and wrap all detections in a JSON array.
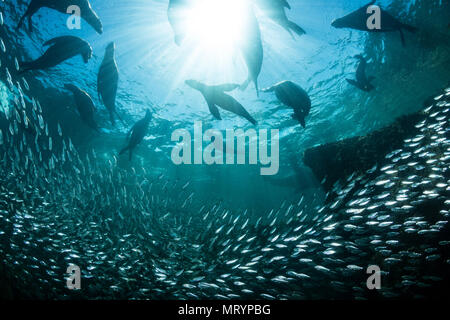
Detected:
[
  {"left": 0, "top": 0, "right": 449, "bottom": 299},
  {"left": 2, "top": 0, "right": 447, "bottom": 208}
]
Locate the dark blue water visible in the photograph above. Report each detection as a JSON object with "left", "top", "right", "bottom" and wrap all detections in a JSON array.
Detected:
[{"left": 0, "top": 0, "right": 449, "bottom": 300}]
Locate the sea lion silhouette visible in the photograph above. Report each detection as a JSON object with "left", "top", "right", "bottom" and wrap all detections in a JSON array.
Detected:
[
  {"left": 186, "top": 80, "right": 257, "bottom": 125},
  {"left": 19, "top": 36, "right": 92, "bottom": 73},
  {"left": 65, "top": 84, "right": 100, "bottom": 132},
  {"left": 119, "top": 110, "right": 152, "bottom": 161},
  {"left": 346, "top": 55, "right": 375, "bottom": 92},
  {"left": 17, "top": 0, "right": 103, "bottom": 34},
  {"left": 331, "top": 0, "right": 417, "bottom": 46},
  {"left": 254, "top": 0, "right": 306, "bottom": 37},
  {"left": 239, "top": 3, "right": 263, "bottom": 97},
  {"left": 262, "top": 80, "right": 311, "bottom": 128},
  {"left": 167, "top": 0, "right": 189, "bottom": 46},
  {"left": 98, "top": 42, "right": 125, "bottom": 126}
]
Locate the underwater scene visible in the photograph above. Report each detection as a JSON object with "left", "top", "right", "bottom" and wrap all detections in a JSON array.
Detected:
[{"left": 0, "top": 0, "right": 449, "bottom": 301}]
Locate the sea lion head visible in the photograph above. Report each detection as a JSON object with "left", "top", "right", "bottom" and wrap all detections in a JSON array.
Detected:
[
  {"left": 144, "top": 109, "right": 152, "bottom": 121},
  {"left": 85, "top": 10, "right": 103, "bottom": 34},
  {"left": 292, "top": 111, "right": 306, "bottom": 128},
  {"left": 106, "top": 42, "right": 115, "bottom": 54},
  {"left": 105, "top": 42, "right": 115, "bottom": 59}
]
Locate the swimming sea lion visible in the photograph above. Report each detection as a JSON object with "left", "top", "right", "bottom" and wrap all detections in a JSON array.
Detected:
[
  {"left": 254, "top": 0, "right": 305, "bottom": 37},
  {"left": 262, "top": 80, "right": 311, "bottom": 128},
  {"left": 98, "top": 42, "right": 125, "bottom": 126},
  {"left": 19, "top": 36, "right": 92, "bottom": 73},
  {"left": 331, "top": 1, "right": 417, "bottom": 46},
  {"left": 64, "top": 84, "right": 100, "bottom": 132},
  {"left": 239, "top": 3, "right": 263, "bottom": 97},
  {"left": 17, "top": 0, "right": 103, "bottom": 34},
  {"left": 346, "top": 55, "right": 375, "bottom": 92},
  {"left": 119, "top": 110, "right": 152, "bottom": 161},
  {"left": 167, "top": 0, "right": 189, "bottom": 46},
  {"left": 185, "top": 80, "right": 257, "bottom": 125}
]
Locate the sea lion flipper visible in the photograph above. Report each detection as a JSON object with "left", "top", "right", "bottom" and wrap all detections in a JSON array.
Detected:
[
  {"left": 17, "top": 2, "right": 39, "bottom": 32},
  {"left": 261, "top": 86, "right": 275, "bottom": 93},
  {"left": 245, "top": 112, "right": 257, "bottom": 125},
  {"left": 16, "top": 14, "right": 26, "bottom": 31},
  {"left": 346, "top": 79, "right": 358, "bottom": 88},
  {"left": 119, "top": 145, "right": 129, "bottom": 156},
  {"left": 287, "top": 21, "right": 306, "bottom": 36},
  {"left": 207, "top": 102, "right": 222, "bottom": 120},
  {"left": 221, "top": 97, "right": 257, "bottom": 125}
]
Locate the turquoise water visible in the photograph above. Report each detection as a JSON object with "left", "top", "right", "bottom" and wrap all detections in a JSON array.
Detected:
[{"left": 0, "top": 0, "right": 449, "bottom": 299}]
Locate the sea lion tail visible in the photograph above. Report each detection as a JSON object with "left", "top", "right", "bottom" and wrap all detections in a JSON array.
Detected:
[
  {"left": 287, "top": 21, "right": 306, "bottom": 37},
  {"left": 174, "top": 35, "right": 183, "bottom": 46}
]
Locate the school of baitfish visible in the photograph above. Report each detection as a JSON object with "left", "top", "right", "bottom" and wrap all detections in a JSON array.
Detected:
[
  {"left": 0, "top": 53, "right": 449, "bottom": 298},
  {"left": 0, "top": 2, "right": 449, "bottom": 299}
]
